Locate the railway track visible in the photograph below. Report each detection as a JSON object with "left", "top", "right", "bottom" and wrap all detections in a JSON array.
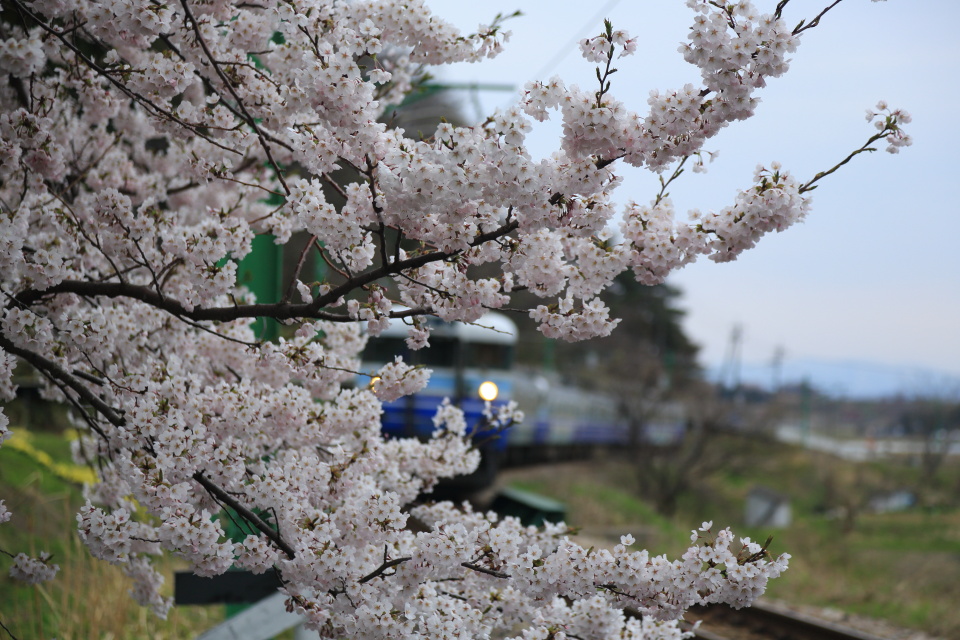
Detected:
[{"left": 682, "top": 601, "right": 892, "bottom": 640}]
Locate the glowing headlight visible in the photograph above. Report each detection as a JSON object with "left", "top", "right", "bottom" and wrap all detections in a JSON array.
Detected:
[
  {"left": 369, "top": 376, "right": 381, "bottom": 390},
  {"left": 478, "top": 381, "right": 499, "bottom": 402}
]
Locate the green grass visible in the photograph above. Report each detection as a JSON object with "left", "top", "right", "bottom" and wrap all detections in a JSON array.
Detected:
[
  {"left": 499, "top": 437, "right": 960, "bottom": 638},
  {"left": 7, "top": 419, "right": 959, "bottom": 637},
  {"left": 1, "top": 426, "right": 224, "bottom": 639},
  {"left": 504, "top": 467, "right": 689, "bottom": 555}
]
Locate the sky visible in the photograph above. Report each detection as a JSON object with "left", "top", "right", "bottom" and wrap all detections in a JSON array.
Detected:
[{"left": 422, "top": 0, "right": 960, "bottom": 397}]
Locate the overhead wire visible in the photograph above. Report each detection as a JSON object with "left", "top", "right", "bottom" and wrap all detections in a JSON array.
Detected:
[{"left": 530, "top": 0, "right": 625, "bottom": 82}]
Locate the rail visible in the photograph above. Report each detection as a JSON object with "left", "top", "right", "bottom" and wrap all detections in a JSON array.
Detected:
[{"left": 682, "top": 600, "right": 892, "bottom": 640}]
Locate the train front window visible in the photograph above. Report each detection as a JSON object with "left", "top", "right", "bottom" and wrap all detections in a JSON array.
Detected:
[
  {"left": 363, "top": 337, "right": 409, "bottom": 364},
  {"left": 417, "top": 337, "right": 458, "bottom": 367},
  {"left": 364, "top": 335, "right": 459, "bottom": 367},
  {"left": 464, "top": 342, "right": 513, "bottom": 370}
]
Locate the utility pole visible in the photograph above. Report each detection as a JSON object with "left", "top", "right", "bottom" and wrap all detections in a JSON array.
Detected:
[
  {"left": 720, "top": 324, "right": 743, "bottom": 393},
  {"left": 771, "top": 346, "right": 785, "bottom": 392}
]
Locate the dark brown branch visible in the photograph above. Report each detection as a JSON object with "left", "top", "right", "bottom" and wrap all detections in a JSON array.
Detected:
[
  {"left": 193, "top": 472, "right": 296, "bottom": 559},
  {"left": 0, "top": 614, "right": 20, "bottom": 640},
  {"left": 460, "top": 562, "right": 510, "bottom": 579},
  {"left": 72, "top": 368, "right": 106, "bottom": 387},
  {"left": 15, "top": 220, "right": 520, "bottom": 324},
  {"left": 0, "top": 333, "right": 125, "bottom": 427},
  {"left": 358, "top": 556, "right": 412, "bottom": 584},
  {"left": 15, "top": 279, "right": 335, "bottom": 323},
  {"left": 310, "top": 219, "right": 519, "bottom": 312}
]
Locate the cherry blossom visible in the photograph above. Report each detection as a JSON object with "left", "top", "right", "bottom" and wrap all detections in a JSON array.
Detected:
[
  {"left": 0, "top": 0, "right": 909, "bottom": 636},
  {"left": 9, "top": 552, "right": 59, "bottom": 585}
]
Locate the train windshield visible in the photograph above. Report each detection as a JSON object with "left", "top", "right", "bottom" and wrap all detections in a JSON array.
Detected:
[
  {"left": 363, "top": 336, "right": 513, "bottom": 370},
  {"left": 463, "top": 342, "right": 513, "bottom": 370}
]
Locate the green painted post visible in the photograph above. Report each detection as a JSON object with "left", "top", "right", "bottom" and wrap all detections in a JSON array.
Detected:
[
  {"left": 236, "top": 234, "right": 284, "bottom": 342},
  {"left": 225, "top": 235, "right": 282, "bottom": 621}
]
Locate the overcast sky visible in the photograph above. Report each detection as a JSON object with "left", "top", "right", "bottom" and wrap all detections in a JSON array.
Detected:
[{"left": 424, "top": 0, "right": 960, "bottom": 395}]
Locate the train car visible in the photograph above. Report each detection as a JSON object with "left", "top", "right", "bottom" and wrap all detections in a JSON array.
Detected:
[
  {"left": 507, "top": 373, "right": 631, "bottom": 464},
  {"left": 361, "top": 310, "right": 688, "bottom": 485},
  {"left": 360, "top": 311, "right": 518, "bottom": 492},
  {"left": 507, "top": 375, "right": 688, "bottom": 464}
]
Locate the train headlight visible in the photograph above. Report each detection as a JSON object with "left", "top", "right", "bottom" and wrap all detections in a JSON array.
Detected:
[
  {"left": 478, "top": 381, "right": 499, "bottom": 401},
  {"left": 369, "top": 376, "right": 381, "bottom": 391}
]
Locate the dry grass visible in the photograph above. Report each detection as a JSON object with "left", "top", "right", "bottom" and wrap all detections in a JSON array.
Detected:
[
  {"left": 497, "top": 442, "right": 960, "bottom": 639},
  {"left": 2, "top": 442, "right": 224, "bottom": 639}
]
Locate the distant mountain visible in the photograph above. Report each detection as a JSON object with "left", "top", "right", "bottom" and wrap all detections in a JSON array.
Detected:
[{"left": 705, "top": 358, "right": 960, "bottom": 399}]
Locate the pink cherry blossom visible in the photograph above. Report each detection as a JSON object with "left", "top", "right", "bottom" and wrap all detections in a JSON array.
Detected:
[{"left": 0, "top": 0, "right": 909, "bottom": 635}]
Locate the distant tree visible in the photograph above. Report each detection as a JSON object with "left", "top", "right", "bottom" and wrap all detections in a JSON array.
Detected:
[
  {"left": 631, "top": 382, "right": 728, "bottom": 517},
  {"left": 897, "top": 395, "right": 960, "bottom": 491},
  {"left": 511, "top": 274, "right": 698, "bottom": 388}
]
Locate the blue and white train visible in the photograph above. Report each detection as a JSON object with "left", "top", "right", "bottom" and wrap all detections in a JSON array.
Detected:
[
  {"left": 362, "top": 311, "right": 518, "bottom": 442},
  {"left": 361, "top": 311, "right": 685, "bottom": 489},
  {"left": 360, "top": 311, "right": 519, "bottom": 490}
]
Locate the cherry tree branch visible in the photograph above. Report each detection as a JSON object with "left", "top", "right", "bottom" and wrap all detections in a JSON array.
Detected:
[
  {"left": 358, "top": 554, "right": 412, "bottom": 584},
  {"left": 792, "top": 0, "right": 844, "bottom": 36},
  {"left": 460, "top": 561, "right": 510, "bottom": 579},
  {"left": 14, "top": 220, "right": 520, "bottom": 324},
  {"left": 193, "top": 471, "right": 297, "bottom": 559},
  {"left": 0, "top": 333, "right": 125, "bottom": 428},
  {"left": 799, "top": 128, "right": 893, "bottom": 193},
  {"left": 282, "top": 234, "right": 319, "bottom": 305},
  {"left": 0, "top": 615, "right": 19, "bottom": 640}
]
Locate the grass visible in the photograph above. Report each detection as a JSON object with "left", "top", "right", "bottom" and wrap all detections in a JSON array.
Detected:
[
  {"left": 503, "top": 465, "right": 690, "bottom": 556},
  {"left": 1, "top": 427, "right": 224, "bottom": 639},
  {"left": 5, "top": 418, "right": 959, "bottom": 637},
  {"left": 498, "top": 436, "right": 960, "bottom": 638}
]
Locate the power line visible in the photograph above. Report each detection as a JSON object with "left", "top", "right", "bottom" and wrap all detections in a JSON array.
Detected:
[{"left": 531, "top": 0, "right": 624, "bottom": 81}]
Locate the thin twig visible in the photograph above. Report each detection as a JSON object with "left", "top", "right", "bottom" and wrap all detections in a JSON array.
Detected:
[
  {"left": 178, "top": 0, "right": 290, "bottom": 195},
  {"left": 799, "top": 131, "right": 887, "bottom": 193},
  {"left": 793, "top": 0, "right": 844, "bottom": 36},
  {"left": 282, "top": 235, "right": 319, "bottom": 304},
  {"left": 0, "top": 615, "right": 19, "bottom": 640}
]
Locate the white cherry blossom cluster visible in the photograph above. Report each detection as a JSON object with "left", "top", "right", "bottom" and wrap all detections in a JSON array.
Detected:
[
  {"left": 866, "top": 102, "right": 913, "bottom": 153},
  {"left": 0, "top": 31, "right": 44, "bottom": 78},
  {"left": 77, "top": 504, "right": 159, "bottom": 564},
  {"left": 531, "top": 296, "right": 620, "bottom": 342},
  {"left": 620, "top": 162, "right": 811, "bottom": 285},
  {"left": 9, "top": 552, "right": 60, "bottom": 585},
  {"left": 0, "top": 0, "right": 908, "bottom": 635},
  {"left": 579, "top": 23, "right": 638, "bottom": 63},
  {"left": 372, "top": 356, "right": 432, "bottom": 402},
  {"left": 483, "top": 400, "right": 525, "bottom": 433}
]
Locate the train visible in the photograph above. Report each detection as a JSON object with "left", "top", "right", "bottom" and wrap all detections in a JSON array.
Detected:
[
  {"left": 360, "top": 310, "right": 687, "bottom": 491},
  {"left": 229, "top": 241, "right": 681, "bottom": 489},
  {"left": 359, "top": 311, "right": 519, "bottom": 491}
]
